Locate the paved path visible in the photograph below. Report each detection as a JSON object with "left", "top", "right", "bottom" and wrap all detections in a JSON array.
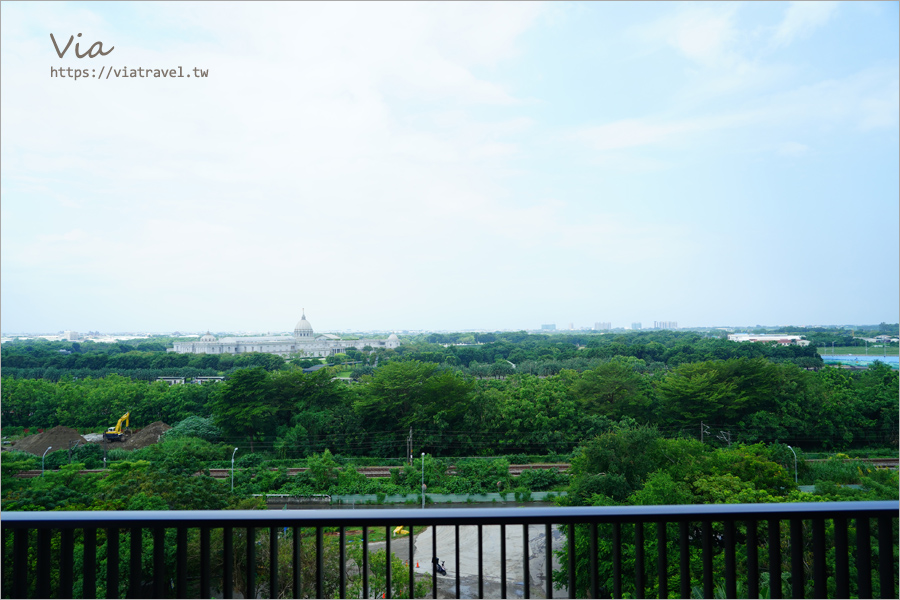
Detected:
[{"left": 368, "top": 524, "right": 569, "bottom": 599}]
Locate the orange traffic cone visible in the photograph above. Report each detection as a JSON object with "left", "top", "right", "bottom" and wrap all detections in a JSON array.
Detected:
[{"left": 416, "top": 561, "right": 419, "bottom": 568}]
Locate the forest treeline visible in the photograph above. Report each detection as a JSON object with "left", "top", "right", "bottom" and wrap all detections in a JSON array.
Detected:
[
  {"left": 3, "top": 353, "right": 896, "bottom": 454},
  {"left": 0, "top": 330, "right": 826, "bottom": 382}
]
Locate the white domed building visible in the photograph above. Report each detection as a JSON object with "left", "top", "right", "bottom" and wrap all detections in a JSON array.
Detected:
[{"left": 169, "top": 311, "right": 401, "bottom": 357}]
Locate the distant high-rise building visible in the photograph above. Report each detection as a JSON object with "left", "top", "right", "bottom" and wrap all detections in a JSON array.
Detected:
[
  {"left": 541, "top": 324, "right": 556, "bottom": 331},
  {"left": 654, "top": 321, "right": 678, "bottom": 330},
  {"left": 569, "top": 322, "right": 574, "bottom": 330},
  {"left": 632, "top": 322, "right": 642, "bottom": 330},
  {"left": 594, "top": 322, "right": 611, "bottom": 331}
]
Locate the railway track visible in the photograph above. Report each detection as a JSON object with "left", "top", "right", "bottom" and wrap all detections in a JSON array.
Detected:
[
  {"left": 205, "top": 463, "right": 571, "bottom": 480},
  {"left": 16, "top": 458, "right": 897, "bottom": 479}
]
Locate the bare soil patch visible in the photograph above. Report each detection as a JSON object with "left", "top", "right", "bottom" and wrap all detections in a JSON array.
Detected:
[
  {"left": 11, "top": 426, "right": 86, "bottom": 456},
  {"left": 120, "top": 421, "right": 171, "bottom": 450}
]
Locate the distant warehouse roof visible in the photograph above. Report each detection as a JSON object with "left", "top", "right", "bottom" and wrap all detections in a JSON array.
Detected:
[{"left": 727, "top": 334, "right": 810, "bottom": 346}]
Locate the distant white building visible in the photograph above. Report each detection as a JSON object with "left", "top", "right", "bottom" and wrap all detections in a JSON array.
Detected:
[
  {"left": 728, "top": 333, "right": 810, "bottom": 346},
  {"left": 169, "top": 312, "right": 401, "bottom": 357}
]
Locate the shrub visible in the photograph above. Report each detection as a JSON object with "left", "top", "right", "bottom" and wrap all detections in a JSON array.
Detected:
[
  {"left": 163, "top": 416, "right": 223, "bottom": 443},
  {"left": 236, "top": 452, "right": 266, "bottom": 468},
  {"left": 517, "top": 468, "right": 569, "bottom": 491}
]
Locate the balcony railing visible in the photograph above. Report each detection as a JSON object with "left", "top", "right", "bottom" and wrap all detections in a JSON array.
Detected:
[{"left": 2, "top": 501, "right": 896, "bottom": 599}]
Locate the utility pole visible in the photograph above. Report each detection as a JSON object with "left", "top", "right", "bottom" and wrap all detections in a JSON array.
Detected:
[
  {"left": 787, "top": 445, "right": 798, "bottom": 484},
  {"left": 68, "top": 439, "right": 81, "bottom": 464},
  {"left": 42, "top": 446, "right": 52, "bottom": 477},
  {"left": 407, "top": 428, "right": 413, "bottom": 465}
]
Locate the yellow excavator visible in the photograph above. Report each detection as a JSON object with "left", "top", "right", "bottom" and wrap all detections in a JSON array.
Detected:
[{"left": 103, "top": 412, "right": 131, "bottom": 442}]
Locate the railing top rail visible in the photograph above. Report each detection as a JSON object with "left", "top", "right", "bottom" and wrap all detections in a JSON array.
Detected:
[{"left": 2, "top": 501, "right": 896, "bottom": 529}]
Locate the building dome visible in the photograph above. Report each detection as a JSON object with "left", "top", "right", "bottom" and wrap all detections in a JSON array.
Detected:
[
  {"left": 294, "top": 311, "right": 314, "bottom": 338},
  {"left": 200, "top": 332, "right": 217, "bottom": 342},
  {"left": 387, "top": 333, "right": 399, "bottom": 340}
]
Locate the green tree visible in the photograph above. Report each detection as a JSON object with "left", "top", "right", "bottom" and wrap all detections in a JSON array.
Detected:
[
  {"left": 573, "top": 358, "right": 651, "bottom": 419},
  {"left": 354, "top": 361, "right": 474, "bottom": 431},
  {"left": 209, "top": 368, "right": 277, "bottom": 452}
]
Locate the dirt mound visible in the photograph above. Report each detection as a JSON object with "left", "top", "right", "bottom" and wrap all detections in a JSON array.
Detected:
[
  {"left": 12, "top": 426, "right": 87, "bottom": 456},
  {"left": 121, "top": 421, "right": 171, "bottom": 450}
]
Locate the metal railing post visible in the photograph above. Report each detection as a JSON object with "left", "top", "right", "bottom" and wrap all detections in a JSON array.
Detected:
[
  {"left": 856, "top": 517, "right": 871, "bottom": 599},
  {"left": 224, "top": 526, "right": 233, "bottom": 599},
  {"left": 129, "top": 527, "right": 141, "bottom": 599},
  {"left": 153, "top": 526, "right": 165, "bottom": 598},
  {"left": 769, "top": 519, "right": 782, "bottom": 600},
  {"left": 747, "top": 520, "right": 759, "bottom": 600},
  {"left": 790, "top": 519, "right": 804, "bottom": 599},
  {"left": 60, "top": 528, "right": 74, "bottom": 599},
  {"left": 269, "top": 526, "right": 278, "bottom": 600},
  {"left": 725, "top": 519, "right": 736, "bottom": 598},
  {"left": 500, "top": 523, "right": 507, "bottom": 600},
  {"left": 315, "top": 526, "right": 323, "bottom": 600},
  {"left": 657, "top": 521, "right": 667, "bottom": 600},
  {"left": 247, "top": 526, "right": 256, "bottom": 600},
  {"left": 172, "top": 528, "right": 187, "bottom": 595},
  {"left": 83, "top": 527, "right": 97, "bottom": 599},
  {"left": 877, "top": 516, "right": 895, "bottom": 599},
  {"left": 523, "top": 523, "right": 530, "bottom": 600},
  {"left": 200, "top": 526, "right": 211, "bottom": 599}
]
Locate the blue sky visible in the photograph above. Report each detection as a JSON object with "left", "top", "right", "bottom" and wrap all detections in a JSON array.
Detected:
[{"left": 1, "top": 1, "right": 897, "bottom": 333}]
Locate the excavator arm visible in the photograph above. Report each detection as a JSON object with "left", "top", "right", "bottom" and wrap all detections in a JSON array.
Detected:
[
  {"left": 116, "top": 412, "right": 130, "bottom": 434},
  {"left": 104, "top": 411, "right": 131, "bottom": 441}
]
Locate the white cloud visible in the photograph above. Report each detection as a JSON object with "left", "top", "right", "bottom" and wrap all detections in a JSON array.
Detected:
[
  {"left": 771, "top": 1, "right": 839, "bottom": 49},
  {"left": 633, "top": 5, "right": 740, "bottom": 68},
  {"left": 36, "top": 229, "right": 87, "bottom": 243},
  {"left": 571, "top": 66, "right": 898, "bottom": 157},
  {"left": 571, "top": 112, "right": 754, "bottom": 153},
  {"left": 777, "top": 142, "right": 809, "bottom": 157},
  {"left": 858, "top": 79, "right": 900, "bottom": 130}
]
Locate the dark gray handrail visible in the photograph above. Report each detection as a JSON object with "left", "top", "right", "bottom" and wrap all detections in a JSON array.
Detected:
[
  {"left": 3, "top": 501, "right": 897, "bottom": 599},
  {"left": 3, "top": 500, "right": 896, "bottom": 528}
]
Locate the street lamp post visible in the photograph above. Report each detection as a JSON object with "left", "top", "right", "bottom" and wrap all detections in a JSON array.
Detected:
[
  {"left": 231, "top": 447, "right": 239, "bottom": 491},
  {"left": 421, "top": 452, "right": 425, "bottom": 509},
  {"left": 41, "top": 446, "right": 52, "bottom": 477},
  {"left": 787, "top": 445, "right": 798, "bottom": 484}
]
